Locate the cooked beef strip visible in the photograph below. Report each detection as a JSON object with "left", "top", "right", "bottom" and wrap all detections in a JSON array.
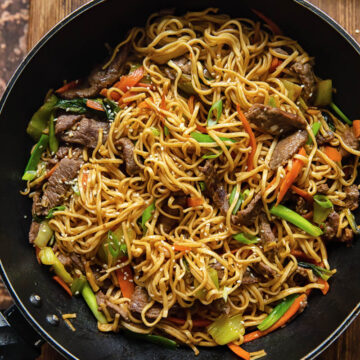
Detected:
[
  {"left": 115, "top": 137, "right": 141, "bottom": 176},
  {"left": 57, "top": 253, "right": 72, "bottom": 271},
  {"left": 232, "top": 193, "right": 262, "bottom": 226},
  {"left": 129, "top": 286, "right": 162, "bottom": 320},
  {"left": 291, "top": 61, "right": 316, "bottom": 102},
  {"left": 316, "top": 131, "right": 334, "bottom": 146},
  {"left": 96, "top": 290, "right": 129, "bottom": 320},
  {"left": 158, "top": 194, "right": 187, "bottom": 233},
  {"left": 339, "top": 128, "right": 360, "bottom": 158},
  {"left": 41, "top": 158, "right": 83, "bottom": 214},
  {"left": 210, "top": 261, "right": 225, "bottom": 280},
  {"left": 55, "top": 114, "right": 83, "bottom": 135},
  {"left": 212, "top": 299, "right": 230, "bottom": 315},
  {"left": 60, "top": 45, "right": 129, "bottom": 99},
  {"left": 199, "top": 160, "right": 229, "bottom": 216},
  {"left": 28, "top": 221, "right": 40, "bottom": 244},
  {"left": 242, "top": 269, "right": 260, "bottom": 284},
  {"left": 32, "top": 191, "right": 43, "bottom": 217},
  {"left": 344, "top": 185, "right": 359, "bottom": 211},
  {"left": 58, "top": 117, "right": 109, "bottom": 149},
  {"left": 269, "top": 130, "right": 308, "bottom": 170},
  {"left": 317, "top": 183, "right": 329, "bottom": 194},
  {"left": 254, "top": 261, "right": 277, "bottom": 277},
  {"left": 70, "top": 253, "right": 85, "bottom": 273},
  {"left": 259, "top": 213, "right": 276, "bottom": 243},
  {"left": 164, "top": 55, "right": 191, "bottom": 80},
  {"left": 323, "top": 211, "right": 339, "bottom": 241},
  {"left": 245, "top": 104, "right": 306, "bottom": 136}
]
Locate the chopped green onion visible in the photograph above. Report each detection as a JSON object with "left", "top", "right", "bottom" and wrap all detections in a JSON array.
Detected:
[
  {"left": 207, "top": 266, "right": 219, "bottom": 289},
  {"left": 45, "top": 205, "right": 66, "bottom": 219},
  {"left": 307, "top": 122, "right": 321, "bottom": 145},
  {"left": 72, "top": 181, "right": 80, "bottom": 196},
  {"left": 268, "top": 96, "right": 277, "bottom": 108},
  {"left": 233, "top": 233, "right": 260, "bottom": 245},
  {"left": 103, "top": 98, "right": 120, "bottom": 121},
  {"left": 48, "top": 113, "right": 59, "bottom": 154},
  {"left": 313, "top": 194, "right": 333, "bottom": 224},
  {"left": 22, "top": 134, "right": 49, "bottom": 181},
  {"left": 81, "top": 282, "right": 107, "bottom": 323},
  {"left": 330, "top": 102, "right": 352, "bottom": 125},
  {"left": 257, "top": 294, "right": 298, "bottom": 331},
  {"left": 202, "top": 150, "right": 223, "bottom": 159},
  {"left": 298, "top": 262, "right": 334, "bottom": 281},
  {"left": 71, "top": 275, "right": 87, "bottom": 295},
  {"left": 107, "top": 230, "right": 120, "bottom": 258},
  {"left": 229, "top": 188, "right": 249, "bottom": 215},
  {"left": 222, "top": 286, "right": 232, "bottom": 302},
  {"left": 281, "top": 80, "right": 302, "bottom": 102},
  {"left": 122, "top": 329, "right": 177, "bottom": 349},
  {"left": 208, "top": 314, "right": 244, "bottom": 345},
  {"left": 345, "top": 209, "right": 360, "bottom": 235},
  {"left": 164, "top": 125, "right": 169, "bottom": 137},
  {"left": 190, "top": 131, "right": 236, "bottom": 144},
  {"left": 199, "top": 181, "right": 206, "bottom": 191},
  {"left": 55, "top": 98, "right": 87, "bottom": 113},
  {"left": 34, "top": 221, "right": 53, "bottom": 248},
  {"left": 178, "top": 74, "right": 197, "bottom": 95},
  {"left": 270, "top": 204, "right": 323, "bottom": 237},
  {"left": 151, "top": 127, "right": 160, "bottom": 136},
  {"left": 207, "top": 99, "right": 223, "bottom": 127},
  {"left": 141, "top": 202, "right": 156, "bottom": 232},
  {"left": 298, "top": 97, "right": 308, "bottom": 113},
  {"left": 321, "top": 111, "right": 336, "bottom": 131},
  {"left": 314, "top": 79, "right": 333, "bottom": 106}
]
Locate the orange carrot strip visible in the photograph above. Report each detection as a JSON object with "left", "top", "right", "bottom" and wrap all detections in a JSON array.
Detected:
[
  {"left": 55, "top": 80, "right": 79, "bottom": 94},
  {"left": 45, "top": 162, "right": 59, "bottom": 179},
  {"left": 291, "top": 185, "right": 313, "bottom": 203},
  {"left": 251, "top": 9, "right": 283, "bottom": 35},
  {"left": 108, "top": 89, "right": 121, "bottom": 101},
  {"left": 188, "top": 95, "right": 195, "bottom": 114},
  {"left": 168, "top": 317, "right": 211, "bottom": 327},
  {"left": 173, "top": 244, "right": 192, "bottom": 252},
  {"left": 138, "top": 100, "right": 153, "bottom": 109},
  {"left": 116, "top": 265, "right": 135, "bottom": 299},
  {"left": 196, "top": 124, "right": 208, "bottom": 133},
  {"left": 227, "top": 344, "right": 251, "bottom": 360},
  {"left": 82, "top": 173, "right": 88, "bottom": 190},
  {"left": 276, "top": 147, "right": 306, "bottom": 205},
  {"left": 290, "top": 249, "right": 317, "bottom": 264},
  {"left": 318, "top": 278, "right": 330, "bottom": 295},
  {"left": 187, "top": 197, "right": 204, "bottom": 207},
  {"left": 119, "top": 90, "right": 135, "bottom": 104},
  {"left": 237, "top": 105, "right": 256, "bottom": 171},
  {"left": 86, "top": 99, "right": 104, "bottom": 112},
  {"left": 353, "top": 120, "right": 360, "bottom": 138},
  {"left": 269, "top": 57, "right": 283, "bottom": 73},
  {"left": 324, "top": 146, "right": 342, "bottom": 162},
  {"left": 114, "top": 66, "right": 144, "bottom": 92},
  {"left": 53, "top": 276, "right": 72, "bottom": 297}
]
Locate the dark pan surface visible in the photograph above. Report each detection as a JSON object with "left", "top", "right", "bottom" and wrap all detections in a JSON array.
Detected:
[{"left": 0, "top": 0, "right": 360, "bottom": 359}]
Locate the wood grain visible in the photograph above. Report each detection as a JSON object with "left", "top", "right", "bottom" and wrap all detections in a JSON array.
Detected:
[{"left": 28, "top": 0, "right": 360, "bottom": 359}]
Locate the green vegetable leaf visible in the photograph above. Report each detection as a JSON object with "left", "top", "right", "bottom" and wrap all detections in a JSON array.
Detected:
[
  {"left": 103, "top": 98, "right": 120, "bottom": 121},
  {"left": 298, "top": 262, "right": 334, "bottom": 281},
  {"left": 55, "top": 99, "right": 87, "bottom": 113},
  {"left": 207, "top": 99, "right": 223, "bottom": 127},
  {"left": 202, "top": 150, "right": 223, "bottom": 159},
  {"left": 233, "top": 233, "right": 260, "bottom": 245},
  {"left": 164, "top": 125, "right": 169, "bottom": 137},
  {"left": 268, "top": 96, "right": 277, "bottom": 108},
  {"left": 141, "top": 202, "right": 156, "bottom": 232},
  {"left": 45, "top": 205, "right": 66, "bottom": 219},
  {"left": 190, "top": 131, "right": 236, "bottom": 144}
]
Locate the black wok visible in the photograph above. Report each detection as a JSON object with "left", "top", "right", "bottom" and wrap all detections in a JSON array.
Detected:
[{"left": 0, "top": 0, "right": 360, "bottom": 359}]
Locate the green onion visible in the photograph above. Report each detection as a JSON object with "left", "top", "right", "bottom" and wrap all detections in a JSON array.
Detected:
[
  {"left": 122, "top": 329, "right": 177, "bottom": 349},
  {"left": 190, "top": 131, "right": 236, "bottom": 144},
  {"left": 34, "top": 221, "right": 53, "bottom": 248},
  {"left": 202, "top": 150, "right": 223, "bottom": 159},
  {"left": 151, "top": 127, "right": 160, "bottom": 136},
  {"left": 55, "top": 98, "right": 87, "bottom": 113},
  {"left": 103, "top": 98, "right": 120, "bottom": 121},
  {"left": 307, "top": 122, "right": 321, "bottom": 145},
  {"left": 222, "top": 286, "right": 232, "bottom": 302},
  {"left": 207, "top": 267, "right": 219, "bottom": 289},
  {"left": 281, "top": 80, "right": 302, "bottom": 102},
  {"left": 257, "top": 294, "right": 298, "bottom": 331},
  {"left": 270, "top": 204, "right": 323, "bottom": 237},
  {"left": 178, "top": 74, "right": 197, "bottom": 95},
  {"left": 208, "top": 314, "right": 244, "bottom": 345},
  {"left": 313, "top": 194, "right": 333, "bottom": 224},
  {"left": 207, "top": 99, "right": 223, "bottom": 127},
  {"left": 314, "top": 79, "right": 333, "bottom": 107},
  {"left": 330, "top": 102, "right": 352, "bottom": 125},
  {"left": 229, "top": 188, "right": 249, "bottom": 215},
  {"left": 81, "top": 282, "right": 107, "bottom": 323},
  {"left": 199, "top": 181, "right": 206, "bottom": 191},
  {"left": 72, "top": 181, "right": 80, "bottom": 196},
  {"left": 321, "top": 111, "right": 336, "bottom": 131},
  {"left": 345, "top": 209, "right": 360, "bottom": 235},
  {"left": 106, "top": 230, "right": 121, "bottom": 258},
  {"left": 141, "top": 202, "right": 156, "bottom": 232},
  {"left": 22, "top": 134, "right": 49, "bottom": 181},
  {"left": 268, "top": 96, "right": 277, "bottom": 108},
  {"left": 298, "top": 97, "right": 308, "bottom": 113},
  {"left": 233, "top": 233, "right": 260, "bottom": 245},
  {"left": 164, "top": 125, "right": 169, "bottom": 137},
  {"left": 45, "top": 205, "right": 66, "bottom": 219},
  {"left": 71, "top": 275, "right": 87, "bottom": 295},
  {"left": 48, "top": 113, "right": 59, "bottom": 154},
  {"left": 298, "top": 262, "right": 334, "bottom": 281}
]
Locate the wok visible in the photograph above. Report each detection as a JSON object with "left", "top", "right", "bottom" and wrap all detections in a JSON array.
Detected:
[{"left": 0, "top": 0, "right": 360, "bottom": 359}]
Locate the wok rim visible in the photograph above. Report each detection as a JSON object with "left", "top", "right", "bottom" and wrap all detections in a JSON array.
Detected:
[{"left": 0, "top": 0, "right": 359, "bottom": 359}]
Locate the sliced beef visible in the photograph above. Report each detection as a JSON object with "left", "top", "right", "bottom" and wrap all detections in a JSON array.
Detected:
[
  {"left": 199, "top": 160, "right": 229, "bottom": 216},
  {"left": 269, "top": 130, "right": 308, "bottom": 170},
  {"left": 70, "top": 253, "right": 85, "bottom": 273},
  {"left": 316, "top": 131, "right": 334, "bottom": 146},
  {"left": 245, "top": 104, "right": 306, "bottom": 136},
  {"left": 47, "top": 146, "right": 83, "bottom": 166},
  {"left": 242, "top": 269, "right": 260, "bottom": 284},
  {"left": 96, "top": 290, "right": 129, "bottom": 320},
  {"left": 129, "top": 286, "right": 162, "bottom": 320},
  {"left": 232, "top": 193, "right": 262, "bottom": 226},
  {"left": 57, "top": 253, "right": 72, "bottom": 271},
  {"left": 291, "top": 61, "right": 316, "bottom": 102},
  {"left": 58, "top": 117, "right": 109, "bottom": 149},
  {"left": 259, "top": 213, "right": 276, "bottom": 243},
  {"left": 41, "top": 158, "right": 83, "bottom": 213},
  {"left": 212, "top": 299, "right": 230, "bottom": 315},
  {"left": 32, "top": 191, "right": 44, "bottom": 217},
  {"left": 210, "top": 261, "right": 224, "bottom": 280},
  {"left": 322, "top": 211, "right": 339, "bottom": 241},
  {"left": 60, "top": 45, "right": 129, "bottom": 99},
  {"left": 344, "top": 185, "right": 359, "bottom": 211},
  {"left": 254, "top": 261, "right": 277, "bottom": 277},
  {"left": 55, "top": 114, "right": 83, "bottom": 135},
  {"left": 164, "top": 55, "right": 191, "bottom": 80},
  {"left": 115, "top": 138, "right": 141, "bottom": 176},
  {"left": 157, "top": 194, "right": 187, "bottom": 233},
  {"left": 339, "top": 128, "right": 360, "bottom": 158},
  {"left": 317, "top": 183, "right": 329, "bottom": 194},
  {"left": 28, "top": 221, "right": 40, "bottom": 244}
]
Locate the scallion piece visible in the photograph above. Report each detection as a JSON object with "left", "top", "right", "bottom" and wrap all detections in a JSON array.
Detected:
[
  {"left": 81, "top": 282, "right": 107, "bottom": 323},
  {"left": 207, "top": 99, "right": 223, "bottom": 127},
  {"left": 199, "top": 181, "right": 206, "bottom": 191},
  {"left": 330, "top": 102, "right": 352, "bottom": 125},
  {"left": 313, "top": 194, "right": 333, "bottom": 224},
  {"left": 307, "top": 122, "right": 321, "bottom": 145},
  {"left": 208, "top": 314, "right": 244, "bottom": 345},
  {"left": 34, "top": 221, "right": 53, "bottom": 249},
  {"left": 345, "top": 209, "right": 360, "bottom": 235},
  {"left": 71, "top": 275, "right": 87, "bottom": 295},
  {"left": 141, "top": 202, "right": 156, "bottom": 232},
  {"left": 122, "top": 329, "right": 177, "bottom": 349},
  {"left": 48, "top": 113, "right": 59, "bottom": 154},
  {"left": 229, "top": 188, "right": 249, "bottom": 215},
  {"left": 298, "top": 262, "right": 334, "bottom": 281},
  {"left": 164, "top": 125, "right": 169, "bottom": 137},
  {"left": 190, "top": 131, "right": 236, "bottom": 144},
  {"left": 268, "top": 96, "right": 277, "bottom": 108},
  {"left": 45, "top": 205, "right": 66, "bottom": 219},
  {"left": 233, "top": 233, "right": 260, "bottom": 245},
  {"left": 202, "top": 150, "right": 223, "bottom": 159}
]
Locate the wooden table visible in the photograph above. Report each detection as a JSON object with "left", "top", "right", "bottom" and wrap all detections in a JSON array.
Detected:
[{"left": 25, "top": 0, "right": 357, "bottom": 359}]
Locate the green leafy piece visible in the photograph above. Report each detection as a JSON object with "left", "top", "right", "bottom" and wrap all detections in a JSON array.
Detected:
[
  {"left": 207, "top": 99, "right": 223, "bottom": 127},
  {"left": 199, "top": 181, "right": 206, "bottom": 191},
  {"left": 103, "top": 98, "right": 120, "bottom": 121},
  {"left": 298, "top": 262, "right": 334, "bottom": 281},
  {"left": 307, "top": 122, "right": 321, "bottom": 145},
  {"left": 141, "top": 202, "right": 156, "bottom": 232},
  {"left": 314, "top": 79, "right": 333, "bottom": 106},
  {"left": 233, "top": 233, "right": 260, "bottom": 245},
  {"left": 34, "top": 221, "right": 53, "bottom": 249},
  {"left": 207, "top": 266, "right": 219, "bottom": 289},
  {"left": 71, "top": 275, "right": 87, "bottom": 295},
  {"left": 202, "top": 150, "right": 223, "bottom": 159},
  {"left": 55, "top": 98, "right": 87, "bottom": 113},
  {"left": 164, "top": 125, "right": 169, "bottom": 137},
  {"left": 190, "top": 131, "right": 236, "bottom": 144},
  {"left": 45, "top": 205, "right": 66, "bottom": 219},
  {"left": 208, "top": 314, "right": 244, "bottom": 345},
  {"left": 345, "top": 209, "right": 360, "bottom": 235},
  {"left": 106, "top": 230, "right": 121, "bottom": 258},
  {"left": 229, "top": 188, "right": 249, "bottom": 215},
  {"left": 122, "top": 329, "right": 177, "bottom": 349},
  {"left": 313, "top": 194, "right": 333, "bottom": 224},
  {"left": 268, "top": 96, "right": 277, "bottom": 108},
  {"left": 151, "top": 127, "right": 160, "bottom": 136},
  {"left": 330, "top": 102, "right": 352, "bottom": 125},
  {"left": 81, "top": 281, "right": 107, "bottom": 323}
]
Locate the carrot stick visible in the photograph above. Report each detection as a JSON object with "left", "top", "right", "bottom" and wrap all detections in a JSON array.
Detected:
[
  {"left": 187, "top": 197, "right": 204, "bottom": 207},
  {"left": 318, "top": 278, "right": 330, "bottom": 295},
  {"left": 188, "top": 95, "right": 195, "bottom": 114},
  {"left": 353, "top": 120, "right": 360, "bottom": 138},
  {"left": 136, "top": 82, "right": 156, "bottom": 90},
  {"left": 290, "top": 249, "right": 317, "bottom": 264},
  {"left": 53, "top": 276, "right": 72, "bottom": 297},
  {"left": 237, "top": 105, "right": 256, "bottom": 171},
  {"left": 114, "top": 66, "right": 144, "bottom": 92},
  {"left": 251, "top": 9, "right": 283, "bottom": 35},
  {"left": 168, "top": 317, "right": 211, "bottom": 327},
  {"left": 45, "top": 162, "right": 59, "bottom": 179},
  {"left": 100, "top": 88, "right": 108, "bottom": 97},
  {"left": 291, "top": 185, "right": 313, "bottom": 203},
  {"left": 227, "top": 344, "right": 251, "bottom": 360},
  {"left": 116, "top": 265, "right": 135, "bottom": 299},
  {"left": 324, "top": 146, "right": 342, "bottom": 162},
  {"left": 82, "top": 173, "right": 88, "bottom": 190},
  {"left": 276, "top": 147, "right": 306, "bottom": 205},
  {"left": 173, "top": 244, "right": 192, "bottom": 252},
  {"left": 86, "top": 99, "right": 105, "bottom": 112},
  {"left": 196, "top": 124, "right": 208, "bottom": 133},
  {"left": 55, "top": 80, "right": 79, "bottom": 94},
  {"left": 108, "top": 89, "right": 121, "bottom": 101},
  {"left": 269, "top": 57, "right": 283, "bottom": 73}
]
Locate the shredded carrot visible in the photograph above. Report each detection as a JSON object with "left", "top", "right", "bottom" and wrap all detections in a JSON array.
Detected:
[
  {"left": 290, "top": 249, "right": 317, "bottom": 264},
  {"left": 114, "top": 66, "right": 144, "bottom": 92},
  {"left": 188, "top": 95, "right": 195, "bottom": 114},
  {"left": 138, "top": 99, "right": 153, "bottom": 109},
  {"left": 291, "top": 185, "right": 313, "bottom": 203},
  {"left": 86, "top": 99, "right": 104, "bottom": 112},
  {"left": 353, "top": 120, "right": 360, "bottom": 138},
  {"left": 244, "top": 294, "right": 307, "bottom": 343},
  {"left": 318, "top": 278, "right": 330, "bottom": 295},
  {"left": 108, "top": 89, "right": 121, "bottom": 101},
  {"left": 35, "top": 246, "right": 41, "bottom": 264},
  {"left": 276, "top": 147, "right": 306, "bottom": 205},
  {"left": 237, "top": 105, "right": 256, "bottom": 171},
  {"left": 100, "top": 88, "right": 108, "bottom": 97},
  {"left": 324, "top": 146, "right": 342, "bottom": 162},
  {"left": 173, "top": 244, "right": 192, "bottom": 252},
  {"left": 53, "top": 276, "right": 72, "bottom": 297},
  {"left": 45, "top": 162, "right": 59, "bottom": 179},
  {"left": 55, "top": 80, "right": 79, "bottom": 94},
  {"left": 136, "top": 82, "right": 156, "bottom": 90},
  {"left": 196, "top": 124, "right": 208, "bottom": 133},
  {"left": 82, "top": 173, "right": 88, "bottom": 190},
  {"left": 269, "top": 57, "right": 283, "bottom": 73},
  {"left": 227, "top": 344, "right": 251, "bottom": 360},
  {"left": 116, "top": 264, "right": 135, "bottom": 299},
  {"left": 303, "top": 211, "right": 313, "bottom": 220},
  {"left": 187, "top": 197, "right": 204, "bottom": 207},
  {"left": 168, "top": 317, "right": 211, "bottom": 327},
  {"left": 265, "top": 176, "right": 278, "bottom": 191},
  {"left": 119, "top": 90, "right": 135, "bottom": 104},
  {"left": 251, "top": 9, "right": 283, "bottom": 35}
]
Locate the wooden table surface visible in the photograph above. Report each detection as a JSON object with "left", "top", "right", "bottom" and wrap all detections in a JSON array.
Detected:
[{"left": 21, "top": 0, "right": 360, "bottom": 358}]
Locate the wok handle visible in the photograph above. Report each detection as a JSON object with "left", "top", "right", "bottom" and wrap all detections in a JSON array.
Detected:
[{"left": 0, "top": 305, "right": 42, "bottom": 358}]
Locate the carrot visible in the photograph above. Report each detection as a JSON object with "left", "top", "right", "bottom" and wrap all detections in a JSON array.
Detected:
[
  {"left": 53, "top": 276, "right": 72, "bottom": 297},
  {"left": 116, "top": 265, "right": 135, "bottom": 299},
  {"left": 276, "top": 147, "right": 306, "bottom": 205},
  {"left": 187, "top": 197, "right": 204, "bottom": 207},
  {"left": 119, "top": 90, "right": 135, "bottom": 104},
  {"left": 138, "top": 100, "right": 153, "bottom": 109},
  {"left": 35, "top": 246, "right": 41, "bottom": 264},
  {"left": 244, "top": 294, "right": 307, "bottom": 343},
  {"left": 82, "top": 173, "right": 88, "bottom": 190},
  {"left": 291, "top": 185, "right": 313, "bottom": 203},
  {"left": 237, "top": 105, "right": 256, "bottom": 171},
  {"left": 290, "top": 249, "right": 317, "bottom": 264},
  {"left": 114, "top": 66, "right": 144, "bottom": 92},
  {"left": 136, "top": 82, "right": 156, "bottom": 90},
  {"left": 324, "top": 146, "right": 342, "bottom": 162},
  {"left": 168, "top": 317, "right": 211, "bottom": 327},
  {"left": 100, "top": 88, "right": 108, "bottom": 97},
  {"left": 318, "top": 278, "right": 330, "bottom": 295},
  {"left": 55, "top": 80, "right": 79, "bottom": 94},
  {"left": 353, "top": 120, "right": 360, "bottom": 138},
  {"left": 227, "top": 344, "right": 251, "bottom": 360},
  {"left": 265, "top": 176, "right": 278, "bottom": 191},
  {"left": 173, "top": 244, "right": 192, "bottom": 252},
  {"left": 45, "top": 162, "right": 59, "bottom": 179},
  {"left": 251, "top": 9, "right": 283, "bottom": 35},
  {"left": 269, "top": 57, "right": 283, "bottom": 73},
  {"left": 188, "top": 95, "right": 195, "bottom": 114},
  {"left": 108, "top": 89, "right": 121, "bottom": 101},
  {"left": 196, "top": 124, "right": 208, "bottom": 133},
  {"left": 86, "top": 99, "right": 104, "bottom": 112}
]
